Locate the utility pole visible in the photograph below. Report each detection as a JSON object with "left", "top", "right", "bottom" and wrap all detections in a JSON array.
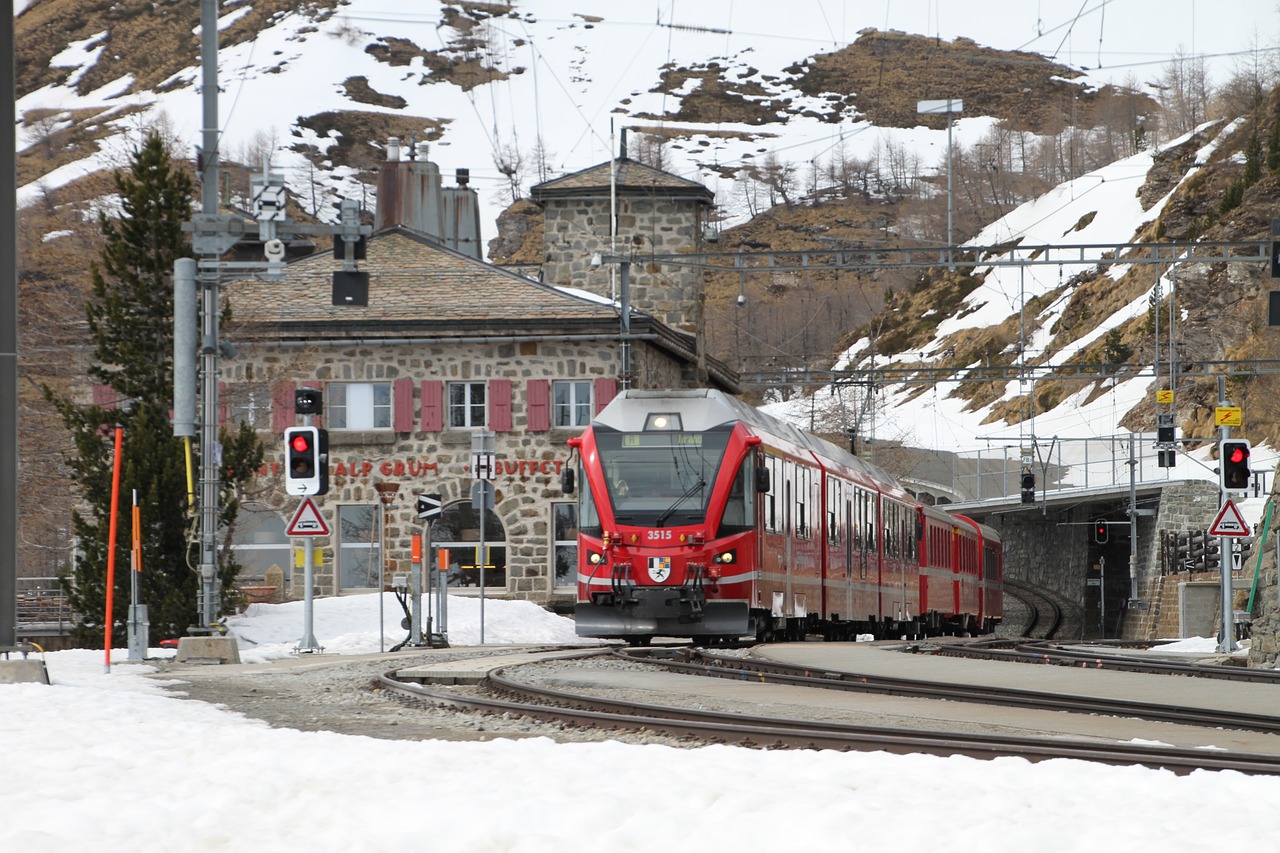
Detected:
[{"left": 175, "top": 0, "right": 369, "bottom": 661}]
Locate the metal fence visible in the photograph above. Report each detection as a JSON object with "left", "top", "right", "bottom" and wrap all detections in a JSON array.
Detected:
[
  {"left": 945, "top": 433, "right": 1258, "bottom": 502},
  {"left": 16, "top": 577, "right": 73, "bottom": 632}
]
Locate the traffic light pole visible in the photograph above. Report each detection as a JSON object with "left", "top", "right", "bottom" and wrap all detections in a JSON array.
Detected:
[
  {"left": 1217, "top": 376, "right": 1236, "bottom": 654},
  {"left": 298, "top": 535, "right": 320, "bottom": 652}
]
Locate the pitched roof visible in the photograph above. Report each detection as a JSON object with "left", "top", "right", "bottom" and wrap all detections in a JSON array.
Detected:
[
  {"left": 224, "top": 225, "right": 740, "bottom": 392},
  {"left": 226, "top": 226, "right": 624, "bottom": 336},
  {"left": 530, "top": 157, "right": 714, "bottom": 202}
]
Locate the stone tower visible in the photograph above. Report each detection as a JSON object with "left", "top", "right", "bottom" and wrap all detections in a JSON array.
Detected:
[{"left": 530, "top": 137, "right": 716, "bottom": 380}]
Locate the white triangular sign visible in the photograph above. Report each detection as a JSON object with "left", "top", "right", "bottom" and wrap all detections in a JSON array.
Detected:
[
  {"left": 1209, "top": 500, "right": 1250, "bottom": 537},
  {"left": 287, "top": 497, "right": 331, "bottom": 536}
]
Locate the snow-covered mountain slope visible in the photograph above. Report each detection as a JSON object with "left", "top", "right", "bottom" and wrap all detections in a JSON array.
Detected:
[
  {"left": 15, "top": 0, "right": 1276, "bottom": 242},
  {"left": 764, "top": 117, "right": 1278, "bottom": 497}
]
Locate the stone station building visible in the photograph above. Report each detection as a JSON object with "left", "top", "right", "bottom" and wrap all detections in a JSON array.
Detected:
[{"left": 220, "top": 145, "right": 735, "bottom": 610}]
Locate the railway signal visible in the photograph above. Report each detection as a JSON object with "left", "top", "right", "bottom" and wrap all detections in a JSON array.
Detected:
[
  {"left": 1219, "top": 439, "right": 1251, "bottom": 492},
  {"left": 1020, "top": 468, "right": 1035, "bottom": 504},
  {"left": 1094, "top": 521, "right": 1109, "bottom": 544},
  {"left": 284, "top": 426, "right": 329, "bottom": 496}
]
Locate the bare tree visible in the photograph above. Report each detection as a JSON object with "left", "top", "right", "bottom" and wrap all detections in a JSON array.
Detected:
[
  {"left": 1213, "top": 38, "right": 1279, "bottom": 120},
  {"left": 628, "top": 131, "right": 668, "bottom": 171},
  {"left": 758, "top": 152, "right": 797, "bottom": 207},
  {"left": 492, "top": 140, "right": 526, "bottom": 204},
  {"left": 1156, "top": 48, "right": 1212, "bottom": 139}
]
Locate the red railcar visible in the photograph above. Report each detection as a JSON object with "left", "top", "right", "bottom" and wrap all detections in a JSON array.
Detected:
[{"left": 565, "top": 389, "right": 1002, "bottom": 643}]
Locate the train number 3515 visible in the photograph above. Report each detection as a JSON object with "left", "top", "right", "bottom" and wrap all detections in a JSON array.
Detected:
[{"left": 646, "top": 530, "right": 674, "bottom": 541}]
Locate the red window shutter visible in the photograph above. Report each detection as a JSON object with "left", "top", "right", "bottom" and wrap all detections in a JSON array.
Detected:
[
  {"left": 527, "top": 380, "right": 550, "bottom": 432},
  {"left": 272, "top": 381, "right": 295, "bottom": 434},
  {"left": 490, "top": 379, "right": 512, "bottom": 432},
  {"left": 393, "top": 378, "right": 415, "bottom": 433},
  {"left": 421, "top": 380, "right": 443, "bottom": 432},
  {"left": 593, "top": 377, "right": 617, "bottom": 414}
]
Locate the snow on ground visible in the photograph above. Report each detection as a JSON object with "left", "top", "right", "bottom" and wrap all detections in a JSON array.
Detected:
[{"left": 4, "top": 594, "right": 1280, "bottom": 852}]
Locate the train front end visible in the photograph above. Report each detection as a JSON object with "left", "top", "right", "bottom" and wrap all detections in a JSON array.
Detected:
[{"left": 567, "top": 392, "right": 759, "bottom": 643}]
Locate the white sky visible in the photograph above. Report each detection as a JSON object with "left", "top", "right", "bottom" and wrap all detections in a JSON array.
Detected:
[{"left": 3, "top": 593, "right": 1278, "bottom": 852}]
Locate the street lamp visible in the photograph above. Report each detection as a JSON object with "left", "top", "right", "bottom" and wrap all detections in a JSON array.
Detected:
[{"left": 917, "top": 99, "right": 963, "bottom": 262}]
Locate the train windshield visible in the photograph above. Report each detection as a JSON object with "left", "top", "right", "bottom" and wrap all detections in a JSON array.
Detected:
[{"left": 595, "top": 426, "right": 732, "bottom": 527}]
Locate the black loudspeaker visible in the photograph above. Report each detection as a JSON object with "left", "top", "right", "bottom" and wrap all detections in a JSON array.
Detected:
[
  {"left": 333, "top": 271, "right": 369, "bottom": 306},
  {"left": 1269, "top": 290, "right": 1280, "bottom": 326}
]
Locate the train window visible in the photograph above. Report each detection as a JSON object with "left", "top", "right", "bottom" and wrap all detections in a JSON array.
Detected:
[
  {"left": 764, "top": 455, "right": 782, "bottom": 533},
  {"left": 794, "top": 465, "right": 810, "bottom": 539},
  {"left": 593, "top": 427, "right": 730, "bottom": 526},
  {"left": 827, "top": 479, "right": 842, "bottom": 545},
  {"left": 578, "top": 463, "right": 601, "bottom": 536},
  {"left": 717, "top": 455, "right": 755, "bottom": 536}
]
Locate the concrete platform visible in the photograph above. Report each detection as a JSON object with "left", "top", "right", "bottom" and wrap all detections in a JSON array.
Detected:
[
  {"left": 752, "top": 641, "right": 1280, "bottom": 717},
  {"left": 0, "top": 658, "right": 51, "bottom": 684}
]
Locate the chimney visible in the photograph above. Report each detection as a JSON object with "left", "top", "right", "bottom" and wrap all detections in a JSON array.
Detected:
[
  {"left": 386, "top": 137, "right": 400, "bottom": 162},
  {"left": 456, "top": 168, "right": 469, "bottom": 187},
  {"left": 619, "top": 128, "right": 628, "bottom": 160}
]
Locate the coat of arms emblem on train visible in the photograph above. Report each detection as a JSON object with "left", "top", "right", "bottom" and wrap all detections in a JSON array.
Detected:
[{"left": 648, "top": 556, "right": 671, "bottom": 582}]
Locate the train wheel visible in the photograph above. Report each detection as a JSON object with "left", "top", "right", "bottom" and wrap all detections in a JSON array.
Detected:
[{"left": 625, "top": 635, "right": 653, "bottom": 647}]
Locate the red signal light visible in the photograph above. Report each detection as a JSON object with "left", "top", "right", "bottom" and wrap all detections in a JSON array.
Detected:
[
  {"left": 1228, "top": 446, "right": 1247, "bottom": 464},
  {"left": 290, "top": 433, "right": 312, "bottom": 453}
]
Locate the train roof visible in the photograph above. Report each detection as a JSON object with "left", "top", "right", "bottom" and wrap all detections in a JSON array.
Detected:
[{"left": 596, "top": 389, "right": 905, "bottom": 492}]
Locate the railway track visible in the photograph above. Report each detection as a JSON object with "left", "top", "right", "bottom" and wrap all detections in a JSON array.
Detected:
[
  {"left": 1003, "top": 579, "right": 1063, "bottom": 639},
  {"left": 933, "top": 640, "right": 1280, "bottom": 683},
  {"left": 626, "top": 647, "right": 1280, "bottom": 733},
  {"left": 377, "top": 647, "right": 1280, "bottom": 775}
]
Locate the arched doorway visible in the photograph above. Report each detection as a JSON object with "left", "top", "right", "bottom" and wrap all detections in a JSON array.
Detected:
[{"left": 429, "top": 500, "right": 507, "bottom": 589}]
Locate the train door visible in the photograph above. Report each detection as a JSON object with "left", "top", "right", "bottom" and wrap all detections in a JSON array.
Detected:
[
  {"left": 783, "top": 470, "right": 793, "bottom": 615},
  {"left": 844, "top": 497, "right": 854, "bottom": 625}
]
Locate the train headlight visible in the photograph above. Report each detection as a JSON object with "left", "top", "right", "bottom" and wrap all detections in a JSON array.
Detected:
[
  {"left": 712, "top": 550, "right": 736, "bottom": 564},
  {"left": 588, "top": 551, "right": 604, "bottom": 565}
]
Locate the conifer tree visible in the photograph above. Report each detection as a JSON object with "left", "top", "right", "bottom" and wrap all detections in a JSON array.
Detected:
[{"left": 47, "top": 131, "right": 263, "bottom": 645}]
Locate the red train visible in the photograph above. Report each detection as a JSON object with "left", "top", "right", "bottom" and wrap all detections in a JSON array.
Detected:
[{"left": 564, "top": 389, "right": 1002, "bottom": 643}]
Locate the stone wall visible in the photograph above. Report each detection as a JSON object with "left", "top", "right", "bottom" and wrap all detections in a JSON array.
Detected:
[
  {"left": 1127, "top": 479, "right": 1224, "bottom": 640},
  {"left": 1247, "top": 486, "right": 1279, "bottom": 668},
  {"left": 222, "top": 337, "right": 685, "bottom": 605},
  {"left": 540, "top": 196, "right": 709, "bottom": 338}
]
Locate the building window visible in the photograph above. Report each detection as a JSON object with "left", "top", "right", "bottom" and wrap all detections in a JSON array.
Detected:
[
  {"left": 553, "top": 380, "right": 592, "bottom": 427},
  {"left": 329, "top": 382, "right": 391, "bottom": 430},
  {"left": 227, "top": 503, "right": 290, "bottom": 588},
  {"left": 227, "top": 384, "right": 273, "bottom": 431},
  {"left": 553, "top": 502, "right": 578, "bottom": 588},
  {"left": 448, "top": 382, "right": 486, "bottom": 428},
  {"left": 338, "top": 505, "right": 378, "bottom": 590}
]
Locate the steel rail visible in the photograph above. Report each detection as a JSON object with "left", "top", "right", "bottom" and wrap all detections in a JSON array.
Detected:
[
  {"left": 986, "top": 643, "right": 1280, "bottom": 683},
  {"left": 622, "top": 648, "right": 1280, "bottom": 734},
  {"left": 377, "top": 662, "right": 1280, "bottom": 776}
]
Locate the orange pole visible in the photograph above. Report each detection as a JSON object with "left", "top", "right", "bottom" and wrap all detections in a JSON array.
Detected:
[
  {"left": 103, "top": 426, "right": 123, "bottom": 673},
  {"left": 131, "top": 501, "right": 142, "bottom": 572}
]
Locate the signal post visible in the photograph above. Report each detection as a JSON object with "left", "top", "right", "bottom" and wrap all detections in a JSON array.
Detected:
[
  {"left": 285, "top": 389, "right": 329, "bottom": 652},
  {"left": 1214, "top": 379, "right": 1252, "bottom": 654}
]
